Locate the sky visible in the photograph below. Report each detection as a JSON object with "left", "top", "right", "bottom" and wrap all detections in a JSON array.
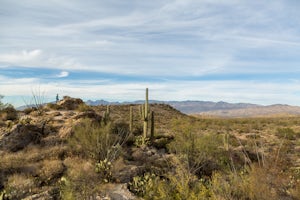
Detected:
[{"left": 1, "top": 0, "right": 300, "bottom": 107}]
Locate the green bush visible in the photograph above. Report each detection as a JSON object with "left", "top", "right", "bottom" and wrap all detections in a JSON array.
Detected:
[
  {"left": 134, "top": 135, "right": 150, "bottom": 147},
  {"left": 69, "top": 119, "right": 129, "bottom": 163},
  {"left": 47, "top": 103, "right": 62, "bottom": 110},
  {"left": 276, "top": 128, "right": 297, "bottom": 140},
  {"left": 95, "top": 159, "right": 113, "bottom": 183},
  {"left": 168, "top": 132, "right": 230, "bottom": 177},
  {"left": 76, "top": 103, "right": 93, "bottom": 112},
  {"left": 137, "top": 161, "right": 211, "bottom": 200},
  {"left": 0, "top": 105, "right": 18, "bottom": 121},
  {"left": 128, "top": 173, "right": 157, "bottom": 197}
]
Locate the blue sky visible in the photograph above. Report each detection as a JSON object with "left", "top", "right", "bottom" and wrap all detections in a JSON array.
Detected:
[{"left": 1, "top": 0, "right": 300, "bottom": 107}]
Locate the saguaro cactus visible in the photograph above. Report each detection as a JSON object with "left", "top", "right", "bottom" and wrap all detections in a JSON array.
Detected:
[
  {"left": 142, "top": 88, "right": 149, "bottom": 139},
  {"left": 150, "top": 111, "right": 154, "bottom": 142},
  {"left": 129, "top": 106, "right": 133, "bottom": 134},
  {"left": 103, "top": 105, "right": 110, "bottom": 125}
]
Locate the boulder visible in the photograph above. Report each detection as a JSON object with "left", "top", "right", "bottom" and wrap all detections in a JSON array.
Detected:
[
  {"left": 22, "top": 188, "right": 59, "bottom": 200},
  {"left": 0, "top": 124, "right": 46, "bottom": 152},
  {"left": 57, "top": 96, "right": 84, "bottom": 110},
  {"left": 100, "top": 184, "right": 138, "bottom": 200}
]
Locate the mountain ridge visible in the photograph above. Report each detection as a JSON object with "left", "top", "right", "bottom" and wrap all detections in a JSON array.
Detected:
[
  {"left": 86, "top": 99, "right": 300, "bottom": 117},
  {"left": 17, "top": 99, "right": 300, "bottom": 118}
]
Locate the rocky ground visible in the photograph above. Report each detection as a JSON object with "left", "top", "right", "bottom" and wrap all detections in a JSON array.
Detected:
[
  {"left": 0, "top": 96, "right": 299, "bottom": 199},
  {"left": 0, "top": 97, "right": 187, "bottom": 199}
]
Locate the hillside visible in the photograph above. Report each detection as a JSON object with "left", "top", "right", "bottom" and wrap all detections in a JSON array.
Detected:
[{"left": 1, "top": 96, "right": 300, "bottom": 199}]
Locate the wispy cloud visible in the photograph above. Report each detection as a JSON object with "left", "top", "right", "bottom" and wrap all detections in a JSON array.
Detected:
[
  {"left": 1, "top": 0, "right": 300, "bottom": 105},
  {"left": 0, "top": 49, "right": 42, "bottom": 63}
]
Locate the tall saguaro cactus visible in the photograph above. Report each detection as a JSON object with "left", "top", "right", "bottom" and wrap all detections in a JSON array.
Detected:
[{"left": 142, "top": 88, "right": 149, "bottom": 140}]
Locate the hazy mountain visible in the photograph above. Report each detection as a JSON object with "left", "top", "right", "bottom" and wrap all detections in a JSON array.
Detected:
[
  {"left": 17, "top": 99, "right": 300, "bottom": 117},
  {"left": 166, "top": 101, "right": 259, "bottom": 114},
  {"left": 197, "top": 104, "right": 300, "bottom": 118},
  {"left": 86, "top": 100, "right": 300, "bottom": 117},
  {"left": 86, "top": 100, "right": 259, "bottom": 114}
]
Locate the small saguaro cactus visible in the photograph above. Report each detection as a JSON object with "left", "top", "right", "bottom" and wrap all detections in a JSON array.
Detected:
[
  {"left": 150, "top": 111, "right": 155, "bottom": 142},
  {"left": 129, "top": 106, "right": 133, "bottom": 134},
  {"left": 103, "top": 105, "right": 110, "bottom": 125}
]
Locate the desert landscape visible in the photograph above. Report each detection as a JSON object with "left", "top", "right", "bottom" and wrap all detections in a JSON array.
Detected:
[
  {"left": 0, "top": 90, "right": 300, "bottom": 199},
  {"left": 1, "top": 1, "right": 300, "bottom": 199}
]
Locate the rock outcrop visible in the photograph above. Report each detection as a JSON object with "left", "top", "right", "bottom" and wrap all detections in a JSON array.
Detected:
[
  {"left": 0, "top": 123, "right": 47, "bottom": 152},
  {"left": 57, "top": 96, "right": 84, "bottom": 110}
]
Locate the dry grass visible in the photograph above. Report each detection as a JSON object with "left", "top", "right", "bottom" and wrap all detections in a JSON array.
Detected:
[
  {"left": 4, "top": 174, "right": 35, "bottom": 199},
  {"left": 1, "top": 102, "right": 300, "bottom": 199}
]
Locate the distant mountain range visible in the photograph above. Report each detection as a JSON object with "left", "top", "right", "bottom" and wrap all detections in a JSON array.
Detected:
[
  {"left": 17, "top": 99, "right": 300, "bottom": 118},
  {"left": 86, "top": 100, "right": 300, "bottom": 117},
  {"left": 86, "top": 99, "right": 259, "bottom": 112}
]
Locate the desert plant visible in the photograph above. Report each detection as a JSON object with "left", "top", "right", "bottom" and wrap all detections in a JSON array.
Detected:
[
  {"left": 128, "top": 172, "right": 157, "bottom": 197},
  {"left": 95, "top": 159, "right": 112, "bottom": 183},
  {"left": 76, "top": 103, "right": 93, "bottom": 112},
  {"left": 168, "top": 131, "right": 230, "bottom": 177},
  {"left": 276, "top": 127, "right": 297, "bottom": 140},
  {"left": 47, "top": 103, "right": 62, "bottom": 110},
  {"left": 150, "top": 111, "right": 155, "bottom": 142},
  {"left": 61, "top": 157, "right": 101, "bottom": 199},
  {"left": 142, "top": 88, "right": 149, "bottom": 143},
  {"left": 134, "top": 135, "right": 150, "bottom": 147},
  {"left": 0, "top": 95, "right": 6, "bottom": 110},
  {"left": 3, "top": 174, "right": 35, "bottom": 199},
  {"left": 129, "top": 106, "right": 133, "bottom": 134},
  {"left": 0, "top": 105, "right": 18, "bottom": 121},
  {"left": 102, "top": 105, "right": 110, "bottom": 124},
  {"left": 137, "top": 159, "right": 211, "bottom": 200},
  {"left": 59, "top": 177, "right": 75, "bottom": 200},
  {"left": 31, "top": 87, "right": 46, "bottom": 115},
  {"left": 69, "top": 119, "right": 129, "bottom": 163}
]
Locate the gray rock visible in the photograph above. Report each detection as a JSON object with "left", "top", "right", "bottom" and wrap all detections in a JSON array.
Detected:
[{"left": 0, "top": 124, "right": 45, "bottom": 152}]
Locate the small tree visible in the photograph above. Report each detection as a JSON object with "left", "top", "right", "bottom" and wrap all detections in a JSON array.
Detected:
[
  {"left": 0, "top": 95, "right": 5, "bottom": 110},
  {"left": 0, "top": 95, "right": 18, "bottom": 120}
]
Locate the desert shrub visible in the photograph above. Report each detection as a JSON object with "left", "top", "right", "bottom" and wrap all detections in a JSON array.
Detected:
[
  {"left": 134, "top": 135, "right": 150, "bottom": 147},
  {"left": 137, "top": 161, "right": 211, "bottom": 200},
  {"left": 168, "top": 131, "right": 230, "bottom": 177},
  {"left": 276, "top": 128, "right": 297, "bottom": 140},
  {"left": 95, "top": 159, "right": 112, "bottom": 183},
  {"left": 76, "top": 103, "right": 93, "bottom": 112},
  {"left": 69, "top": 119, "right": 128, "bottom": 163},
  {"left": 47, "top": 103, "right": 62, "bottom": 110},
  {"left": 23, "top": 107, "right": 36, "bottom": 115},
  {"left": 61, "top": 157, "right": 100, "bottom": 199},
  {"left": 152, "top": 136, "right": 171, "bottom": 149},
  {"left": 3, "top": 174, "right": 35, "bottom": 199},
  {"left": 59, "top": 177, "right": 75, "bottom": 200},
  {"left": 128, "top": 172, "right": 157, "bottom": 197},
  {"left": 210, "top": 154, "right": 294, "bottom": 200},
  {"left": 0, "top": 105, "right": 18, "bottom": 121},
  {"left": 109, "top": 121, "right": 130, "bottom": 140},
  {"left": 69, "top": 119, "right": 130, "bottom": 183},
  {"left": 38, "top": 159, "right": 65, "bottom": 185}
]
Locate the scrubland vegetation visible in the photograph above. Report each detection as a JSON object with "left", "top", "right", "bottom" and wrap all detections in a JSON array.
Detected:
[{"left": 0, "top": 93, "right": 299, "bottom": 199}]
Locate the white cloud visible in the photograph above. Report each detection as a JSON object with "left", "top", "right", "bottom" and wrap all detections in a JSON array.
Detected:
[
  {"left": 56, "top": 71, "right": 69, "bottom": 78},
  {"left": 0, "top": 49, "right": 85, "bottom": 72},
  {"left": 1, "top": 73, "right": 300, "bottom": 107},
  {"left": 0, "top": 49, "right": 42, "bottom": 63}
]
